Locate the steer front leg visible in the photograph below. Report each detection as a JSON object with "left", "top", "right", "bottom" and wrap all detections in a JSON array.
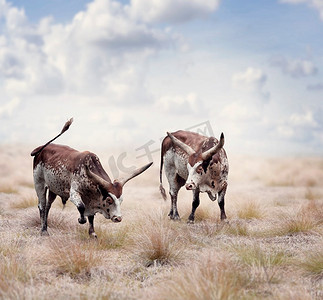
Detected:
[
  {"left": 169, "top": 190, "right": 180, "bottom": 220},
  {"left": 218, "top": 182, "right": 227, "bottom": 220},
  {"left": 88, "top": 215, "right": 97, "bottom": 238},
  {"left": 70, "top": 186, "right": 87, "bottom": 224},
  {"left": 188, "top": 188, "right": 200, "bottom": 223}
]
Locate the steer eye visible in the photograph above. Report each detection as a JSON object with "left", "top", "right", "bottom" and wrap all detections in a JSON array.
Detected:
[
  {"left": 107, "top": 197, "right": 114, "bottom": 205},
  {"left": 196, "top": 165, "right": 203, "bottom": 175}
]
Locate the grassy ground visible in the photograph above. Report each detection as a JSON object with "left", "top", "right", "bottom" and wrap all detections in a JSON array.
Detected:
[{"left": 0, "top": 145, "right": 322, "bottom": 299}]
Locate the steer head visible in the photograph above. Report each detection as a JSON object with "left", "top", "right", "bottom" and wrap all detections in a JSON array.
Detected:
[
  {"left": 86, "top": 162, "right": 153, "bottom": 222},
  {"left": 167, "top": 132, "right": 226, "bottom": 194}
]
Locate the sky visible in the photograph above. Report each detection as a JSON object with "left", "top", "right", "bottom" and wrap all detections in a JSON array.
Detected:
[{"left": 0, "top": 0, "right": 322, "bottom": 158}]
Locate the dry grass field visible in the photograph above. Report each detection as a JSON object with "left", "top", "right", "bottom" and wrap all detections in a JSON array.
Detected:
[{"left": 0, "top": 145, "right": 322, "bottom": 299}]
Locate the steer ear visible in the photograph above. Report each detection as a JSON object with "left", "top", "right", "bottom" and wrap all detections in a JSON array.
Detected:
[
  {"left": 201, "top": 133, "right": 224, "bottom": 161},
  {"left": 167, "top": 132, "right": 195, "bottom": 156},
  {"left": 86, "top": 166, "right": 113, "bottom": 191},
  {"left": 118, "top": 162, "right": 153, "bottom": 187}
]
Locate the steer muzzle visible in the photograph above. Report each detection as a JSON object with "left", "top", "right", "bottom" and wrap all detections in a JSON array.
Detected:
[
  {"left": 186, "top": 182, "right": 196, "bottom": 190},
  {"left": 111, "top": 216, "right": 122, "bottom": 223}
]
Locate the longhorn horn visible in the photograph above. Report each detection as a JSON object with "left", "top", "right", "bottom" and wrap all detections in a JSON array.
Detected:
[
  {"left": 118, "top": 162, "right": 153, "bottom": 187},
  {"left": 167, "top": 132, "right": 195, "bottom": 156},
  {"left": 201, "top": 133, "right": 225, "bottom": 161},
  {"left": 86, "top": 166, "right": 113, "bottom": 191}
]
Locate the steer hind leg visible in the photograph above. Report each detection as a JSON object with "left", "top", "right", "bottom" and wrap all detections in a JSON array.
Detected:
[
  {"left": 41, "top": 190, "right": 57, "bottom": 234},
  {"left": 168, "top": 174, "right": 185, "bottom": 220},
  {"left": 35, "top": 182, "right": 48, "bottom": 235},
  {"left": 70, "top": 185, "right": 86, "bottom": 224},
  {"left": 188, "top": 189, "right": 200, "bottom": 224}
]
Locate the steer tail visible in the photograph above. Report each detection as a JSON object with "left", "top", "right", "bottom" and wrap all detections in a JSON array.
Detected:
[
  {"left": 159, "top": 143, "right": 167, "bottom": 201},
  {"left": 30, "top": 118, "right": 73, "bottom": 156}
]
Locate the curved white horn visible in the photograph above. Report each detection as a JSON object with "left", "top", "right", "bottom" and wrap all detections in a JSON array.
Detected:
[
  {"left": 118, "top": 162, "right": 153, "bottom": 187},
  {"left": 167, "top": 132, "right": 195, "bottom": 156},
  {"left": 86, "top": 166, "right": 112, "bottom": 191},
  {"left": 201, "top": 133, "right": 224, "bottom": 161}
]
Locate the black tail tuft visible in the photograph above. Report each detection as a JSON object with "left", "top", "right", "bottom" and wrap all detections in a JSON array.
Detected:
[
  {"left": 31, "top": 117, "right": 73, "bottom": 157},
  {"left": 61, "top": 118, "right": 73, "bottom": 134},
  {"left": 159, "top": 184, "right": 167, "bottom": 201}
]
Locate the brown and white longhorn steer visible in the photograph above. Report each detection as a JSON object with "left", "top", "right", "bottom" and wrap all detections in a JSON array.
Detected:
[
  {"left": 31, "top": 118, "right": 152, "bottom": 237},
  {"left": 159, "top": 130, "right": 228, "bottom": 223}
]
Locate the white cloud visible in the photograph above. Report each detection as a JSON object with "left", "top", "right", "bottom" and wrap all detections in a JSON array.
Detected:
[
  {"left": 270, "top": 56, "right": 318, "bottom": 78},
  {"left": 0, "top": 0, "right": 11, "bottom": 19},
  {"left": 232, "top": 67, "right": 267, "bottom": 90},
  {"left": 307, "top": 82, "right": 323, "bottom": 90},
  {"left": 0, "top": 0, "right": 322, "bottom": 156},
  {"left": 156, "top": 93, "right": 204, "bottom": 115},
  {"left": 281, "top": 0, "right": 323, "bottom": 20},
  {"left": 232, "top": 67, "right": 269, "bottom": 101},
  {"left": 289, "top": 111, "right": 318, "bottom": 127},
  {"left": 0, "top": 98, "right": 20, "bottom": 117},
  {"left": 275, "top": 110, "right": 319, "bottom": 142},
  {"left": 222, "top": 101, "right": 261, "bottom": 122},
  {"left": 0, "top": 0, "right": 173, "bottom": 99},
  {"left": 128, "top": 0, "right": 220, "bottom": 23}
]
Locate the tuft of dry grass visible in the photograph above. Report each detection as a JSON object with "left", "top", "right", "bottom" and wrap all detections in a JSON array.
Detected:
[
  {"left": 22, "top": 210, "right": 41, "bottom": 229},
  {"left": 228, "top": 243, "right": 287, "bottom": 288},
  {"left": 22, "top": 208, "right": 78, "bottom": 234},
  {"left": 0, "top": 258, "right": 32, "bottom": 298},
  {"left": 44, "top": 237, "right": 104, "bottom": 279},
  {"left": 0, "top": 185, "right": 18, "bottom": 194},
  {"left": 189, "top": 205, "right": 216, "bottom": 222},
  {"left": 273, "top": 288, "right": 314, "bottom": 300},
  {"left": 223, "top": 221, "right": 249, "bottom": 236},
  {"left": 0, "top": 235, "right": 25, "bottom": 257},
  {"left": 153, "top": 252, "right": 251, "bottom": 300},
  {"left": 230, "top": 243, "right": 286, "bottom": 268},
  {"left": 17, "top": 180, "right": 34, "bottom": 189},
  {"left": 77, "top": 224, "right": 129, "bottom": 250},
  {"left": 0, "top": 235, "right": 33, "bottom": 297},
  {"left": 279, "top": 215, "right": 316, "bottom": 235},
  {"left": 0, "top": 256, "right": 32, "bottom": 284},
  {"left": 305, "top": 188, "right": 321, "bottom": 201},
  {"left": 193, "top": 221, "right": 223, "bottom": 238},
  {"left": 277, "top": 201, "right": 323, "bottom": 235},
  {"left": 237, "top": 200, "right": 265, "bottom": 220},
  {"left": 10, "top": 196, "right": 38, "bottom": 209},
  {"left": 263, "top": 157, "right": 323, "bottom": 188},
  {"left": 33, "top": 280, "right": 127, "bottom": 300},
  {"left": 0, "top": 149, "right": 323, "bottom": 299},
  {"left": 297, "top": 245, "right": 323, "bottom": 279},
  {"left": 267, "top": 179, "right": 294, "bottom": 187},
  {"left": 128, "top": 210, "right": 185, "bottom": 267}
]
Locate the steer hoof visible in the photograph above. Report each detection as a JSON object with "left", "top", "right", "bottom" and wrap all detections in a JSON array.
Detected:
[
  {"left": 221, "top": 213, "right": 227, "bottom": 221},
  {"left": 40, "top": 230, "right": 49, "bottom": 236},
  {"left": 78, "top": 217, "right": 87, "bottom": 224},
  {"left": 187, "top": 219, "right": 194, "bottom": 224},
  {"left": 89, "top": 233, "right": 97, "bottom": 239},
  {"left": 169, "top": 211, "right": 180, "bottom": 221}
]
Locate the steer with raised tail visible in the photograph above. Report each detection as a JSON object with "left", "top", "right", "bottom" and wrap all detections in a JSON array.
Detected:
[
  {"left": 31, "top": 118, "right": 152, "bottom": 237},
  {"left": 159, "top": 130, "right": 228, "bottom": 223}
]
